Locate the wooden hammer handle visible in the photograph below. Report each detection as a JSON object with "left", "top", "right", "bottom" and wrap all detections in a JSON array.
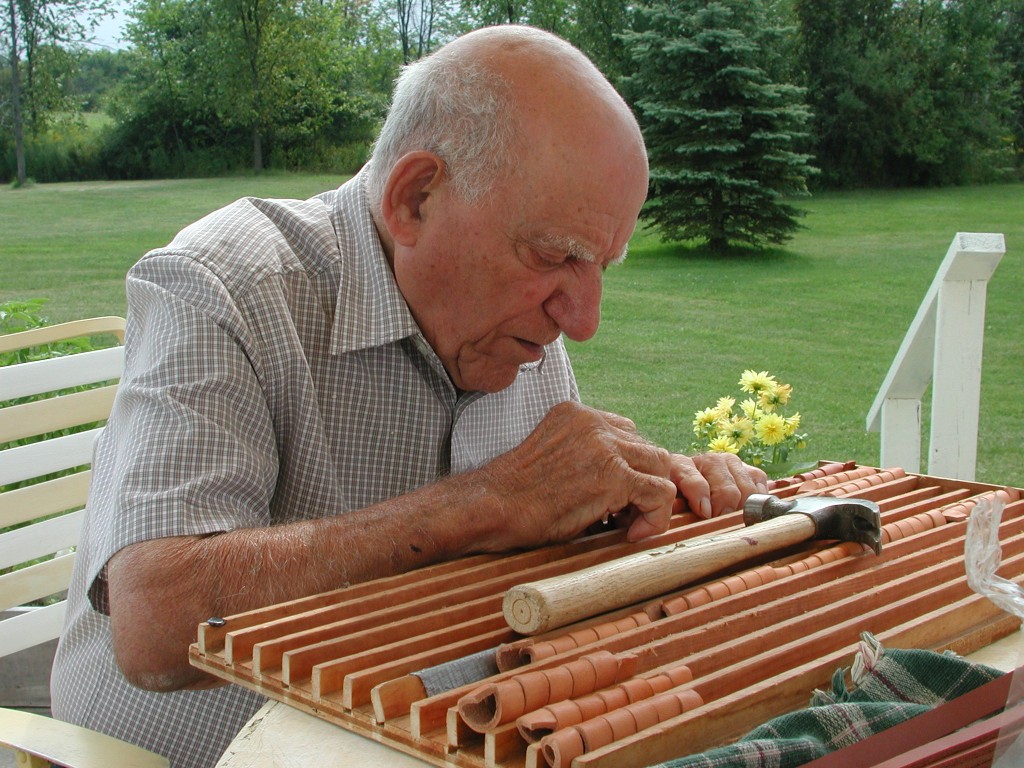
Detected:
[{"left": 503, "top": 514, "right": 816, "bottom": 635}]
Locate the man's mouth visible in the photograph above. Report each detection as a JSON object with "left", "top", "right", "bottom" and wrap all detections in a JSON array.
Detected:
[{"left": 516, "top": 338, "right": 545, "bottom": 361}]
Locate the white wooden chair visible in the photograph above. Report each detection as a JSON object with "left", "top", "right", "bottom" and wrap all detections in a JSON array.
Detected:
[{"left": 0, "top": 317, "right": 169, "bottom": 767}]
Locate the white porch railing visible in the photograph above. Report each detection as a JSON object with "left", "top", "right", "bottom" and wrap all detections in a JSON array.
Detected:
[{"left": 866, "top": 232, "right": 1006, "bottom": 481}]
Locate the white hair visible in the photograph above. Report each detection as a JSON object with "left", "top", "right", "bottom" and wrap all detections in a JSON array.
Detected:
[{"left": 365, "top": 52, "right": 518, "bottom": 213}]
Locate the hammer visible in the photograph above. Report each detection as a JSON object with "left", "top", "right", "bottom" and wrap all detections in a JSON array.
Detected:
[{"left": 503, "top": 494, "right": 882, "bottom": 635}]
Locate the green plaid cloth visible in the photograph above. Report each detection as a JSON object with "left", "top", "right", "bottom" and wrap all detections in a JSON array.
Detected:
[{"left": 655, "top": 633, "right": 1004, "bottom": 768}]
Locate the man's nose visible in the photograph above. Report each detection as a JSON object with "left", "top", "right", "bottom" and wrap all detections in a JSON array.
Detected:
[{"left": 543, "top": 263, "right": 603, "bottom": 342}]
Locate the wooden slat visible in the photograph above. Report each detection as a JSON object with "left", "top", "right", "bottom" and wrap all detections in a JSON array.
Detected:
[
  {"left": 0, "top": 471, "right": 91, "bottom": 529},
  {"left": 222, "top": 514, "right": 733, "bottom": 665},
  {"left": 0, "top": 428, "right": 104, "bottom": 486},
  {"left": 0, "top": 602, "right": 66, "bottom": 657},
  {"left": 0, "top": 317, "right": 124, "bottom": 354},
  {"left": 0, "top": 346, "right": 123, "bottom": 401},
  {"left": 0, "top": 385, "right": 117, "bottom": 443},
  {"left": 0, "top": 703, "right": 169, "bottom": 768},
  {"left": 268, "top": 596, "right": 501, "bottom": 683},
  {"left": 0, "top": 552, "right": 75, "bottom": 611},
  {"left": 0, "top": 510, "right": 83, "bottom": 570}
]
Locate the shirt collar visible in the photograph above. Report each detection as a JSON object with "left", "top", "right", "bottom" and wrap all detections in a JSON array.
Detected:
[{"left": 328, "top": 169, "right": 422, "bottom": 355}]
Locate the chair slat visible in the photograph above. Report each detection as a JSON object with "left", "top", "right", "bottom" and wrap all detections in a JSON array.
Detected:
[
  {"left": 0, "top": 385, "right": 117, "bottom": 444},
  {"left": 0, "top": 316, "right": 125, "bottom": 354},
  {"left": 0, "top": 603, "right": 66, "bottom": 658},
  {"left": 0, "top": 553, "right": 75, "bottom": 611},
  {"left": 0, "top": 510, "right": 83, "bottom": 570},
  {"left": 0, "top": 428, "right": 103, "bottom": 487},
  {"left": 0, "top": 472, "right": 91, "bottom": 529},
  {"left": 0, "top": 346, "right": 123, "bottom": 401},
  {"left": 0, "top": 705, "right": 170, "bottom": 768}
]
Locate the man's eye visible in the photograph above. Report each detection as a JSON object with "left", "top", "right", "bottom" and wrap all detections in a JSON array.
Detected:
[{"left": 532, "top": 249, "right": 565, "bottom": 268}]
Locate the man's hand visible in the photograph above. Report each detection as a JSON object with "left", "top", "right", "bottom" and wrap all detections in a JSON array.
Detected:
[
  {"left": 594, "top": 445, "right": 768, "bottom": 541},
  {"left": 475, "top": 402, "right": 768, "bottom": 549}
]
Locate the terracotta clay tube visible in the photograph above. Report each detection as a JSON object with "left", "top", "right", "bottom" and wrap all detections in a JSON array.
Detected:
[
  {"left": 458, "top": 651, "right": 634, "bottom": 732},
  {"left": 798, "top": 465, "right": 899, "bottom": 493},
  {"left": 496, "top": 613, "right": 652, "bottom": 671},
  {"left": 770, "top": 460, "right": 855, "bottom": 489},
  {"left": 539, "top": 689, "right": 704, "bottom": 768},
  {"left": 517, "top": 665, "right": 693, "bottom": 742}
]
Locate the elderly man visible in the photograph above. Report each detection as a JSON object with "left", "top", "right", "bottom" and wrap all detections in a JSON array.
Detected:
[{"left": 51, "top": 24, "right": 766, "bottom": 767}]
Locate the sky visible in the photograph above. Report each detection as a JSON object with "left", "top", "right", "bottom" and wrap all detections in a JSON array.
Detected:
[{"left": 81, "top": 3, "right": 129, "bottom": 51}]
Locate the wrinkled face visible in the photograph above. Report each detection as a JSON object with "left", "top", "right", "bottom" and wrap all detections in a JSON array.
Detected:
[{"left": 392, "top": 133, "right": 648, "bottom": 393}]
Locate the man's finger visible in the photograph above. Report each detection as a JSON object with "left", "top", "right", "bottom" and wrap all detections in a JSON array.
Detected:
[{"left": 621, "top": 473, "right": 675, "bottom": 539}]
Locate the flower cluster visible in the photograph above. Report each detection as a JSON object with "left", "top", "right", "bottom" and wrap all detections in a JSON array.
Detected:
[{"left": 691, "top": 370, "right": 810, "bottom": 476}]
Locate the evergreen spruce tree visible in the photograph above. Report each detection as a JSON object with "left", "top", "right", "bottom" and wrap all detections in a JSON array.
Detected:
[{"left": 622, "top": 0, "right": 816, "bottom": 253}]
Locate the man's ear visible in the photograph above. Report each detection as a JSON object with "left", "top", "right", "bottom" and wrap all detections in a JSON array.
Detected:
[{"left": 379, "top": 151, "right": 447, "bottom": 247}]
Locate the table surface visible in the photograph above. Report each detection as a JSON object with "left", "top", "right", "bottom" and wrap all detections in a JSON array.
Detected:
[{"left": 214, "top": 631, "right": 1024, "bottom": 768}]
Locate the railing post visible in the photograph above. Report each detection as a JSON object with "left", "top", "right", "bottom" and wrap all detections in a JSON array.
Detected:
[
  {"left": 928, "top": 235, "right": 1004, "bottom": 480},
  {"left": 879, "top": 398, "right": 922, "bottom": 474},
  {"left": 867, "top": 232, "right": 1005, "bottom": 480}
]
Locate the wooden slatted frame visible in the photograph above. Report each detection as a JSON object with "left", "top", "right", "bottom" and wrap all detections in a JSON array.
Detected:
[{"left": 188, "top": 467, "right": 1024, "bottom": 768}]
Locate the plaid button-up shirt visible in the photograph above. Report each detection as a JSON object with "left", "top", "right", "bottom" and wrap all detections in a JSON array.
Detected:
[{"left": 52, "top": 171, "right": 579, "bottom": 767}]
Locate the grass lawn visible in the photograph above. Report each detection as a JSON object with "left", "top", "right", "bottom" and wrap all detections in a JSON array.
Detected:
[{"left": 1, "top": 176, "right": 1021, "bottom": 487}]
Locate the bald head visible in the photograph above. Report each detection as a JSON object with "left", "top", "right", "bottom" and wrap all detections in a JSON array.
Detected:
[
  {"left": 370, "top": 26, "right": 650, "bottom": 393},
  {"left": 366, "top": 25, "right": 647, "bottom": 213}
]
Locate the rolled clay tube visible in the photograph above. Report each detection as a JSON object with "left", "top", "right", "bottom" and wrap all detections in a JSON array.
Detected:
[
  {"left": 539, "top": 689, "right": 705, "bottom": 767},
  {"left": 524, "top": 613, "right": 651, "bottom": 664},
  {"left": 595, "top": 686, "right": 630, "bottom": 712},
  {"left": 798, "top": 465, "right": 885, "bottom": 493},
  {"left": 459, "top": 651, "right": 629, "bottom": 732},
  {"left": 541, "top": 728, "right": 585, "bottom": 768},
  {"left": 518, "top": 665, "right": 693, "bottom": 742},
  {"left": 619, "top": 677, "right": 654, "bottom": 702},
  {"left": 544, "top": 666, "right": 574, "bottom": 703},
  {"left": 599, "top": 707, "right": 637, "bottom": 742},
  {"left": 630, "top": 698, "right": 661, "bottom": 732},
  {"left": 458, "top": 678, "right": 528, "bottom": 732}
]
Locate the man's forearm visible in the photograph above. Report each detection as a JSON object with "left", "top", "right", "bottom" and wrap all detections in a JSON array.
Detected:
[{"left": 107, "top": 472, "right": 507, "bottom": 691}]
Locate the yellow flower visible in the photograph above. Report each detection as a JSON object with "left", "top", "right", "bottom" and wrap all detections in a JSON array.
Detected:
[
  {"left": 759, "top": 381, "right": 793, "bottom": 411},
  {"left": 755, "top": 413, "right": 787, "bottom": 445},
  {"left": 785, "top": 412, "right": 801, "bottom": 436},
  {"left": 708, "top": 436, "right": 740, "bottom": 454},
  {"left": 775, "top": 383, "right": 793, "bottom": 406},
  {"left": 739, "top": 369, "right": 776, "bottom": 394},
  {"left": 723, "top": 415, "right": 755, "bottom": 448},
  {"left": 693, "top": 407, "right": 718, "bottom": 435},
  {"left": 714, "top": 396, "right": 736, "bottom": 418}
]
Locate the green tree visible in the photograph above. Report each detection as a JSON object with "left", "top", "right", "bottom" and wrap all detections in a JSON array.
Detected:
[
  {"left": 74, "top": 47, "right": 131, "bottom": 111},
  {"left": 567, "top": 0, "right": 632, "bottom": 84},
  {"left": 2, "top": 0, "right": 110, "bottom": 185},
  {"left": 995, "top": 0, "right": 1024, "bottom": 170},
  {"left": 457, "top": 0, "right": 568, "bottom": 31},
  {"left": 796, "top": 0, "right": 1014, "bottom": 187},
  {"left": 111, "top": 0, "right": 396, "bottom": 177},
  {"left": 442, "top": 1, "right": 636, "bottom": 84},
  {"left": 203, "top": 0, "right": 339, "bottom": 171},
  {"left": 622, "top": 0, "right": 816, "bottom": 253},
  {"left": 391, "top": 0, "right": 445, "bottom": 62}
]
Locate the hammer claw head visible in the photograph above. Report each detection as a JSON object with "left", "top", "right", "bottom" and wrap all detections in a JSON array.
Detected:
[{"left": 842, "top": 505, "right": 883, "bottom": 555}]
